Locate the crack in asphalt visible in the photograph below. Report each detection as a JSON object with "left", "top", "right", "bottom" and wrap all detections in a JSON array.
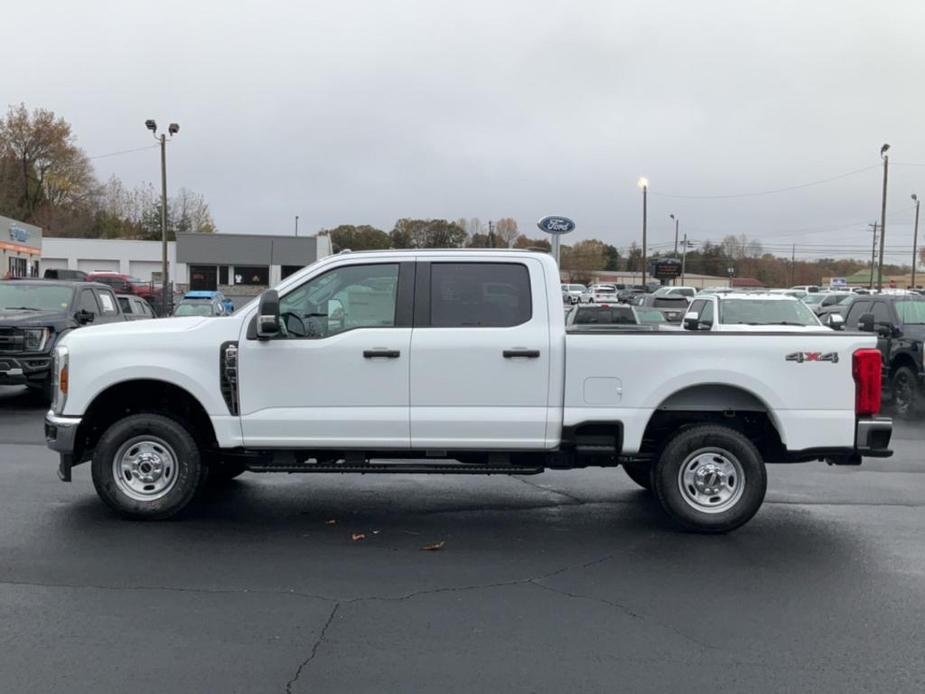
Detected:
[
  {"left": 510, "top": 476, "right": 587, "bottom": 504},
  {"left": 285, "top": 602, "right": 340, "bottom": 694}
]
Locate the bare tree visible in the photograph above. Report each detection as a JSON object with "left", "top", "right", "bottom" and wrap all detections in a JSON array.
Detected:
[{"left": 494, "top": 217, "right": 519, "bottom": 248}]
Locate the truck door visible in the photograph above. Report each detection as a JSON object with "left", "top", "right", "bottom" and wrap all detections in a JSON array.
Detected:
[
  {"left": 237, "top": 261, "right": 414, "bottom": 448},
  {"left": 409, "top": 259, "right": 551, "bottom": 449}
]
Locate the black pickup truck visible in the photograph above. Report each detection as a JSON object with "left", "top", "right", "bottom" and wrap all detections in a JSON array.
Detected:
[
  {"left": 844, "top": 293, "right": 925, "bottom": 417},
  {"left": 0, "top": 280, "right": 124, "bottom": 399}
]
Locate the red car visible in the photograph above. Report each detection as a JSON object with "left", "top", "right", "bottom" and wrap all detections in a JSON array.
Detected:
[{"left": 85, "top": 272, "right": 158, "bottom": 302}]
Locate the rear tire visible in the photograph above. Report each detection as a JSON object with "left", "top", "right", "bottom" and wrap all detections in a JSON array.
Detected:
[
  {"left": 91, "top": 414, "right": 203, "bottom": 519},
  {"left": 652, "top": 424, "right": 766, "bottom": 533},
  {"left": 622, "top": 462, "right": 652, "bottom": 490},
  {"left": 892, "top": 366, "right": 919, "bottom": 419}
]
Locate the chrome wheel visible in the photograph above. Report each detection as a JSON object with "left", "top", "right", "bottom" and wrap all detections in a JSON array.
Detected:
[
  {"left": 112, "top": 435, "right": 179, "bottom": 502},
  {"left": 677, "top": 448, "right": 745, "bottom": 514}
]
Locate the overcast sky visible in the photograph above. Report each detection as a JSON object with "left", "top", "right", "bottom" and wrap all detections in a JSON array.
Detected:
[{"left": 5, "top": 0, "right": 925, "bottom": 262}]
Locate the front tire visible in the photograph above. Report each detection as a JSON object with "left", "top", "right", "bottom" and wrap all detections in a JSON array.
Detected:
[
  {"left": 91, "top": 414, "right": 203, "bottom": 519},
  {"left": 892, "top": 366, "right": 919, "bottom": 419},
  {"left": 652, "top": 424, "right": 767, "bottom": 533}
]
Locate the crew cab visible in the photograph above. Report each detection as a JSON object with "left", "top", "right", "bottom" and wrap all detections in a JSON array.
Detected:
[
  {"left": 0, "top": 280, "right": 123, "bottom": 399},
  {"left": 683, "top": 293, "right": 825, "bottom": 332},
  {"left": 45, "top": 250, "right": 892, "bottom": 533},
  {"left": 842, "top": 293, "right": 925, "bottom": 418}
]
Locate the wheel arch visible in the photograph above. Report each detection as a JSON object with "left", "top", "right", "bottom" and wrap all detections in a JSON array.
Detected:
[
  {"left": 73, "top": 379, "right": 218, "bottom": 464},
  {"left": 640, "top": 384, "right": 786, "bottom": 462}
]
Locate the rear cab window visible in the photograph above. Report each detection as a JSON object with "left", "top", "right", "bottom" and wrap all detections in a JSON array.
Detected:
[{"left": 96, "top": 290, "right": 118, "bottom": 315}]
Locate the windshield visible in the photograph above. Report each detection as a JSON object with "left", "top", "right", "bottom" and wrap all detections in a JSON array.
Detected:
[
  {"left": 801, "top": 294, "right": 824, "bottom": 305},
  {"left": 720, "top": 299, "right": 820, "bottom": 326},
  {"left": 895, "top": 300, "right": 925, "bottom": 324},
  {"left": 174, "top": 303, "right": 214, "bottom": 317},
  {"left": 635, "top": 308, "right": 665, "bottom": 323},
  {"left": 0, "top": 284, "right": 72, "bottom": 311}
]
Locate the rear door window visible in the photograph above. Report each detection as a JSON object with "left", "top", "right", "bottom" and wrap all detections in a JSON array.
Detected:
[
  {"left": 872, "top": 302, "right": 892, "bottom": 325},
  {"left": 430, "top": 263, "right": 531, "bottom": 327}
]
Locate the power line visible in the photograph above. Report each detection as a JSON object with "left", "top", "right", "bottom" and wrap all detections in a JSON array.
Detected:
[
  {"left": 87, "top": 144, "right": 159, "bottom": 160},
  {"left": 647, "top": 164, "right": 880, "bottom": 200}
]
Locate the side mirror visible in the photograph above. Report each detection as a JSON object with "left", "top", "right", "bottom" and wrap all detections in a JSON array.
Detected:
[
  {"left": 256, "top": 290, "right": 280, "bottom": 339},
  {"left": 858, "top": 313, "right": 875, "bottom": 332},
  {"left": 825, "top": 313, "right": 845, "bottom": 330},
  {"left": 75, "top": 309, "right": 95, "bottom": 325},
  {"left": 876, "top": 323, "right": 894, "bottom": 338},
  {"left": 683, "top": 311, "right": 699, "bottom": 331}
]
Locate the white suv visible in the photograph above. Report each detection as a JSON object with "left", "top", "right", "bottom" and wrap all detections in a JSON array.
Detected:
[{"left": 683, "top": 293, "right": 825, "bottom": 332}]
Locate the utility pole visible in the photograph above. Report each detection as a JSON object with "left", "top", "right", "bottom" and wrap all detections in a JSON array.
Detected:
[
  {"left": 145, "top": 119, "right": 179, "bottom": 315},
  {"left": 680, "top": 233, "right": 689, "bottom": 285},
  {"left": 790, "top": 244, "right": 795, "bottom": 286},
  {"left": 670, "top": 214, "right": 679, "bottom": 255},
  {"left": 295, "top": 215, "right": 300, "bottom": 237},
  {"left": 638, "top": 178, "right": 649, "bottom": 286},
  {"left": 912, "top": 194, "right": 920, "bottom": 288},
  {"left": 488, "top": 220, "right": 495, "bottom": 248},
  {"left": 877, "top": 144, "right": 890, "bottom": 291},
  {"left": 869, "top": 222, "right": 879, "bottom": 289}
]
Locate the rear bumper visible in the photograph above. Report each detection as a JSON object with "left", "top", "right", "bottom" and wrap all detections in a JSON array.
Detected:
[
  {"left": 45, "top": 412, "right": 82, "bottom": 482},
  {"left": 855, "top": 416, "right": 892, "bottom": 458}
]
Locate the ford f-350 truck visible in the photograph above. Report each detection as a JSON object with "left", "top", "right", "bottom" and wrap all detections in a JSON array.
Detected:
[{"left": 45, "top": 250, "right": 892, "bottom": 532}]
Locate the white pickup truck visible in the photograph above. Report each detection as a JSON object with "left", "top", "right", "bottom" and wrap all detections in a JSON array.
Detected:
[{"left": 45, "top": 250, "right": 892, "bottom": 532}]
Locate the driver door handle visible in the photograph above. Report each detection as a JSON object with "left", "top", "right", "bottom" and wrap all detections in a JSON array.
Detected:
[
  {"left": 363, "top": 349, "right": 401, "bottom": 359},
  {"left": 503, "top": 349, "right": 540, "bottom": 358}
]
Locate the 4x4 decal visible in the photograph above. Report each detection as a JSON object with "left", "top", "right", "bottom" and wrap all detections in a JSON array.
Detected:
[{"left": 786, "top": 352, "right": 839, "bottom": 364}]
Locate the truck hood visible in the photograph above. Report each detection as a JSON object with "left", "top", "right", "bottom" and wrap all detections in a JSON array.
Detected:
[
  {"left": 0, "top": 308, "right": 68, "bottom": 327},
  {"left": 74, "top": 316, "right": 210, "bottom": 337}
]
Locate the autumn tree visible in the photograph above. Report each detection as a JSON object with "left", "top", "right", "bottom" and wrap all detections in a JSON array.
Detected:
[
  {"left": 513, "top": 234, "right": 551, "bottom": 251},
  {"left": 0, "top": 103, "right": 96, "bottom": 222},
  {"left": 325, "top": 224, "right": 390, "bottom": 252},
  {"left": 390, "top": 218, "right": 467, "bottom": 248},
  {"left": 561, "top": 239, "right": 608, "bottom": 283}
]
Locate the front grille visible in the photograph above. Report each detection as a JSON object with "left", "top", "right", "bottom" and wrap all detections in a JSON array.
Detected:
[{"left": 0, "top": 328, "right": 24, "bottom": 354}]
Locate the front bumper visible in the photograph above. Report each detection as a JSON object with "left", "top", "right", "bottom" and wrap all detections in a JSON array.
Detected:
[
  {"left": 0, "top": 355, "right": 51, "bottom": 386},
  {"left": 856, "top": 416, "right": 892, "bottom": 458},
  {"left": 45, "top": 411, "right": 82, "bottom": 482}
]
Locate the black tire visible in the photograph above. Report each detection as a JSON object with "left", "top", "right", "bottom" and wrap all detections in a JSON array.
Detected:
[
  {"left": 622, "top": 462, "right": 652, "bottom": 490},
  {"left": 652, "top": 424, "right": 767, "bottom": 534},
  {"left": 91, "top": 413, "right": 203, "bottom": 520},
  {"left": 27, "top": 378, "right": 53, "bottom": 403},
  {"left": 204, "top": 461, "right": 247, "bottom": 484},
  {"left": 892, "top": 366, "right": 919, "bottom": 419}
]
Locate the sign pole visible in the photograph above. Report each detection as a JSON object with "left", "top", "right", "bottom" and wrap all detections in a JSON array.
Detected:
[{"left": 536, "top": 215, "right": 575, "bottom": 271}]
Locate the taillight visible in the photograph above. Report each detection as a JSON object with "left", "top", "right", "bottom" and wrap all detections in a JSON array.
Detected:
[{"left": 853, "top": 349, "right": 882, "bottom": 416}]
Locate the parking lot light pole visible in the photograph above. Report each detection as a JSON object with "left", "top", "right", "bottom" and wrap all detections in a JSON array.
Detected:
[
  {"left": 638, "top": 177, "right": 648, "bottom": 286},
  {"left": 877, "top": 144, "right": 890, "bottom": 291},
  {"left": 912, "top": 194, "right": 920, "bottom": 288},
  {"left": 670, "top": 214, "right": 679, "bottom": 256},
  {"left": 145, "top": 119, "right": 179, "bottom": 313}
]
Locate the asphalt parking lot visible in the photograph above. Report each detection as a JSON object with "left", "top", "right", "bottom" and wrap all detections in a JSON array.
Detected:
[{"left": 1, "top": 386, "right": 924, "bottom": 693}]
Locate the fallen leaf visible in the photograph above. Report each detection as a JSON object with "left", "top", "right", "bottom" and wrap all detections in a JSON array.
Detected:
[
  {"left": 351, "top": 533, "right": 367, "bottom": 542},
  {"left": 420, "top": 541, "right": 445, "bottom": 551},
  {"left": 324, "top": 520, "right": 337, "bottom": 526}
]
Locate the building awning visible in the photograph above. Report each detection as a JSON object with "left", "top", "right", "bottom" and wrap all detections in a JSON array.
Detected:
[{"left": 0, "top": 241, "right": 41, "bottom": 255}]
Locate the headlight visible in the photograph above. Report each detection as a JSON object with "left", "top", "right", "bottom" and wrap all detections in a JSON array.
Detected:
[
  {"left": 23, "top": 328, "right": 51, "bottom": 352},
  {"left": 51, "top": 345, "right": 68, "bottom": 414}
]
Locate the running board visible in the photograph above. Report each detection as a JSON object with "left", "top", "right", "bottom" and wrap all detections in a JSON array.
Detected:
[{"left": 246, "top": 462, "right": 544, "bottom": 475}]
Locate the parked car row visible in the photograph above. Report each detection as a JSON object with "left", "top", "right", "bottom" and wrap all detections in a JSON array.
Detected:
[{"left": 0, "top": 279, "right": 236, "bottom": 401}]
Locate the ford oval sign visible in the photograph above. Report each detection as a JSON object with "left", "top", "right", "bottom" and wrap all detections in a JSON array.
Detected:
[{"left": 537, "top": 215, "right": 575, "bottom": 235}]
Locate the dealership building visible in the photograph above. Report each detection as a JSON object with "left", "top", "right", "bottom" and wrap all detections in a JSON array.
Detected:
[
  {"left": 2, "top": 215, "right": 42, "bottom": 279},
  {"left": 40, "top": 232, "right": 332, "bottom": 298}
]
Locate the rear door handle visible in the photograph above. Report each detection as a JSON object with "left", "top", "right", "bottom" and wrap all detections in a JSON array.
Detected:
[
  {"left": 503, "top": 349, "right": 540, "bottom": 358},
  {"left": 363, "top": 349, "right": 401, "bottom": 359}
]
